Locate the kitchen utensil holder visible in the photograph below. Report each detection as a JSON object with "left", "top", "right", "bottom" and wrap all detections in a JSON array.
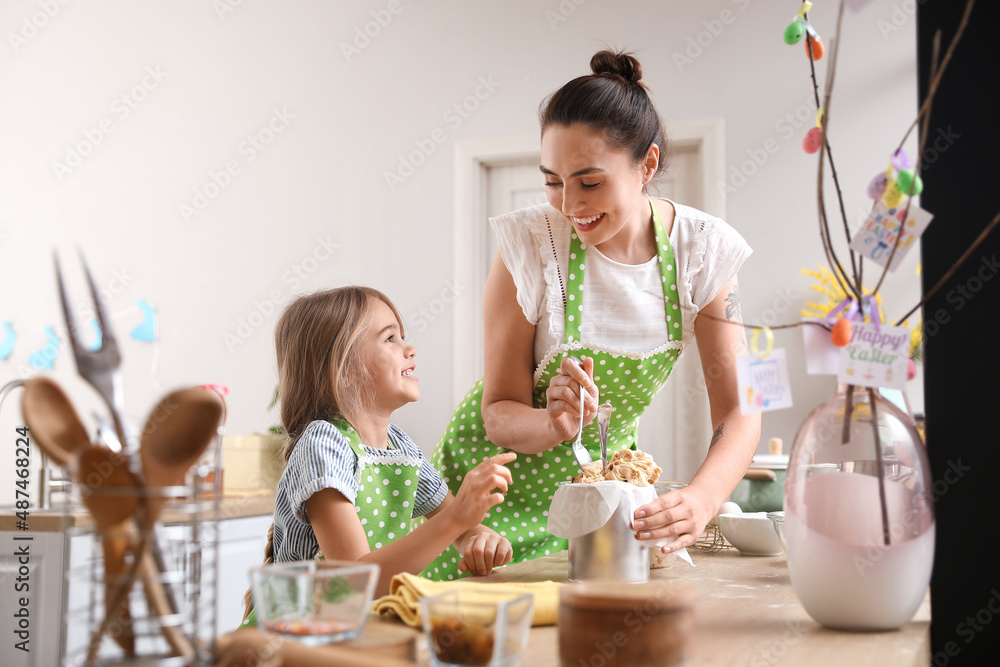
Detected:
[{"left": 61, "top": 464, "right": 222, "bottom": 667}]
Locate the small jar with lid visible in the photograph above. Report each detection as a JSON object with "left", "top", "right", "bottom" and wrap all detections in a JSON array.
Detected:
[{"left": 558, "top": 582, "right": 694, "bottom": 667}]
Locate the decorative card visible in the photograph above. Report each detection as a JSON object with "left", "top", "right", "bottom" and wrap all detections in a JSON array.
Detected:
[
  {"left": 801, "top": 317, "right": 840, "bottom": 375},
  {"left": 837, "top": 322, "right": 909, "bottom": 390},
  {"left": 736, "top": 348, "right": 794, "bottom": 414},
  {"left": 850, "top": 201, "right": 933, "bottom": 272}
]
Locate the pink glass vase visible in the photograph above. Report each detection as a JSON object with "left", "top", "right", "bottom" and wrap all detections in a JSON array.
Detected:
[{"left": 784, "top": 384, "right": 934, "bottom": 630}]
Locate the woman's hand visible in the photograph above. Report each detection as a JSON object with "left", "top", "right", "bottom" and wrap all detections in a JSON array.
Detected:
[
  {"left": 632, "top": 486, "right": 717, "bottom": 553},
  {"left": 456, "top": 528, "right": 513, "bottom": 576},
  {"left": 545, "top": 356, "right": 599, "bottom": 441},
  {"left": 451, "top": 452, "right": 516, "bottom": 531}
]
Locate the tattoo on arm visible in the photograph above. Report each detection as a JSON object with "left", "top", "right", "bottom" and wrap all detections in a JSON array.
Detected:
[
  {"left": 725, "top": 286, "right": 742, "bottom": 321},
  {"left": 710, "top": 423, "right": 724, "bottom": 448}
]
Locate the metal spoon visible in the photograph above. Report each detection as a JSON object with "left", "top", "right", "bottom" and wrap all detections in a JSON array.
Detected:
[
  {"left": 567, "top": 356, "right": 593, "bottom": 471},
  {"left": 598, "top": 402, "right": 613, "bottom": 474}
]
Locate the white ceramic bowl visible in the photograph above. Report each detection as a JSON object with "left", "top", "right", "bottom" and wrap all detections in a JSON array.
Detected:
[{"left": 717, "top": 512, "right": 783, "bottom": 556}]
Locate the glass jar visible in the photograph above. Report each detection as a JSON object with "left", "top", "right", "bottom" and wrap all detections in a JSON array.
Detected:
[{"left": 784, "top": 384, "right": 934, "bottom": 631}]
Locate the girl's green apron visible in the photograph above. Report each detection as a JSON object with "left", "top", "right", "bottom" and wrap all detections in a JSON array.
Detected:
[
  {"left": 421, "top": 201, "right": 684, "bottom": 581},
  {"left": 242, "top": 419, "right": 420, "bottom": 627}
]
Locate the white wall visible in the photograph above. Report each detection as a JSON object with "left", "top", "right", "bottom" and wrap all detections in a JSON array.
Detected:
[{"left": 0, "top": 0, "right": 923, "bottom": 499}]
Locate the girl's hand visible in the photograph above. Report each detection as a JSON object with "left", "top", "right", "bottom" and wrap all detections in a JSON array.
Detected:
[
  {"left": 545, "top": 356, "right": 599, "bottom": 441},
  {"left": 457, "top": 530, "right": 513, "bottom": 576},
  {"left": 631, "top": 487, "right": 715, "bottom": 553},
  {"left": 451, "top": 452, "right": 516, "bottom": 531}
]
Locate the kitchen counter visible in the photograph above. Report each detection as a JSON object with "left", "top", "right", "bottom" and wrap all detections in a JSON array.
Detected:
[
  {"left": 221, "top": 547, "right": 930, "bottom": 666},
  {"left": 0, "top": 490, "right": 275, "bottom": 531},
  {"left": 480, "top": 549, "right": 931, "bottom": 667}
]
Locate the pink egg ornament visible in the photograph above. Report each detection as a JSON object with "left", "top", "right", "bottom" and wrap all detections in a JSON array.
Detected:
[
  {"left": 907, "top": 359, "right": 917, "bottom": 381},
  {"left": 803, "top": 126, "right": 823, "bottom": 154}
]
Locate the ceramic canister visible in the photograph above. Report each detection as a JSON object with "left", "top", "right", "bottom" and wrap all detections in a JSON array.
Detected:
[{"left": 558, "top": 582, "right": 695, "bottom": 667}]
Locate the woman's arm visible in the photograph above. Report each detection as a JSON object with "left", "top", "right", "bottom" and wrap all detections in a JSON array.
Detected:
[
  {"left": 305, "top": 453, "right": 515, "bottom": 595},
  {"left": 633, "top": 275, "right": 761, "bottom": 551},
  {"left": 481, "top": 250, "right": 598, "bottom": 453}
]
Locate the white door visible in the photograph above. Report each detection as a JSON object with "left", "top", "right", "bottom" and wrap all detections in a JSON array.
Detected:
[{"left": 480, "top": 141, "right": 714, "bottom": 482}]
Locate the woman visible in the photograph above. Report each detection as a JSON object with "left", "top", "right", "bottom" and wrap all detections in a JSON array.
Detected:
[{"left": 422, "top": 50, "right": 761, "bottom": 580}]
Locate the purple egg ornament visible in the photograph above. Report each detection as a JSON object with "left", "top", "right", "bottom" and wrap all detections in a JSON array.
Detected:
[{"left": 867, "top": 172, "right": 888, "bottom": 200}]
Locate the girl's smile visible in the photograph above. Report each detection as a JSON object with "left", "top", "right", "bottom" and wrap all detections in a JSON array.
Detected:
[{"left": 362, "top": 300, "right": 420, "bottom": 413}]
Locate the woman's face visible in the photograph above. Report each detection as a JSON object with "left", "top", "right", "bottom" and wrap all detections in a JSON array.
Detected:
[{"left": 540, "top": 123, "right": 654, "bottom": 248}]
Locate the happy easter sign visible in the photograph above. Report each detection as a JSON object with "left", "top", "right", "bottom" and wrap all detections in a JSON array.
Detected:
[
  {"left": 838, "top": 322, "right": 909, "bottom": 390},
  {"left": 849, "top": 201, "right": 933, "bottom": 272}
]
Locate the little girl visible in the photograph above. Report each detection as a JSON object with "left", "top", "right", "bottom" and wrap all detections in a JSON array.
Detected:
[{"left": 243, "top": 287, "right": 514, "bottom": 623}]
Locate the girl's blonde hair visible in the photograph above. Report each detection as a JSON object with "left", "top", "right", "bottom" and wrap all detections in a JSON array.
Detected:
[{"left": 242, "top": 286, "right": 404, "bottom": 621}]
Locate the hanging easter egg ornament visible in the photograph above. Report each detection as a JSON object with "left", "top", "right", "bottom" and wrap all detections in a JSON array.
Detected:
[
  {"left": 831, "top": 318, "right": 852, "bottom": 347},
  {"left": 867, "top": 172, "right": 889, "bottom": 200},
  {"left": 803, "top": 126, "right": 823, "bottom": 154},
  {"left": 891, "top": 148, "right": 911, "bottom": 171},
  {"left": 805, "top": 31, "right": 825, "bottom": 61},
  {"left": 784, "top": 2, "right": 811, "bottom": 45},
  {"left": 784, "top": 19, "right": 805, "bottom": 44},
  {"left": 803, "top": 107, "right": 824, "bottom": 154},
  {"left": 896, "top": 168, "right": 923, "bottom": 196},
  {"left": 907, "top": 359, "right": 917, "bottom": 381},
  {"left": 882, "top": 180, "right": 905, "bottom": 208}
]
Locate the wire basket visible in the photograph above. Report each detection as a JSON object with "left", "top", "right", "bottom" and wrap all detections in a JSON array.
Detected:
[{"left": 61, "top": 465, "right": 221, "bottom": 667}]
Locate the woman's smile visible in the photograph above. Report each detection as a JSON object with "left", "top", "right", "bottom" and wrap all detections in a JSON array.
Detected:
[{"left": 570, "top": 212, "right": 606, "bottom": 230}]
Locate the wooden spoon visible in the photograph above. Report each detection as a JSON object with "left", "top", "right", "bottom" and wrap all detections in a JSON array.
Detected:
[
  {"left": 139, "top": 387, "right": 224, "bottom": 519},
  {"left": 75, "top": 445, "right": 139, "bottom": 656},
  {"left": 20, "top": 377, "right": 138, "bottom": 655},
  {"left": 21, "top": 377, "right": 89, "bottom": 466}
]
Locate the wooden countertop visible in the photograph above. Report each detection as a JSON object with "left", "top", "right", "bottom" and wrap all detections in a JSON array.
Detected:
[
  {"left": 0, "top": 491, "right": 275, "bottom": 532},
  {"left": 481, "top": 549, "right": 931, "bottom": 667},
  {"left": 221, "top": 548, "right": 930, "bottom": 666}
]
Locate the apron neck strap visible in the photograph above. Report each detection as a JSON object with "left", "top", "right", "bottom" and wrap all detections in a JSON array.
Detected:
[
  {"left": 326, "top": 417, "right": 367, "bottom": 457},
  {"left": 563, "top": 200, "right": 681, "bottom": 343}
]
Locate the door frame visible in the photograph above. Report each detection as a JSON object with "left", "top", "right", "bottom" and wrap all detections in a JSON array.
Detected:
[{"left": 450, "top": 119, "right": 726, "bottom": 404}]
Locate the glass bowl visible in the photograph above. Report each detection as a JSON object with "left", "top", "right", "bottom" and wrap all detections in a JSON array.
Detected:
[
  {"left": 767, "top": 511, "right": 786, "bottom": 554},
  {"left": 421, "top": 589, "right": 534, "bottom": 667},
  {"left": 654, "top": 480, "right": 688, "bottom": 495},
  {"left": 250, "top": 560, "right": 379, "bottom": 646}
]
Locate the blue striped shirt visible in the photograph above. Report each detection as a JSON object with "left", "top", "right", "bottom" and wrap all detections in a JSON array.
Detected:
[{"left": 271, "top": 420, "right": 447, "bottom": 563}]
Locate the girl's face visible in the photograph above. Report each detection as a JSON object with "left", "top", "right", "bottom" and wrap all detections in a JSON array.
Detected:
[
  {"left": 540, "top": 123, "right": 655, "bottom": 248},
  {"left": 359, "top": 299, "right": 419, "bottom": 413}
]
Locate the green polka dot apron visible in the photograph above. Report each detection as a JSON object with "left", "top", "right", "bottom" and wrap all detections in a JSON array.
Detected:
[
  {"left": 420, "top": 201, "right": 684, "bottom": 581},
  {"left": 242, "top": 419, "right": 421, "bottom": 627}
]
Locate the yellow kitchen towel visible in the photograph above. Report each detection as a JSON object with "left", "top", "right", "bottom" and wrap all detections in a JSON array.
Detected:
[{"left": 372, "top": 572, "right": 561, "bottom": 627}]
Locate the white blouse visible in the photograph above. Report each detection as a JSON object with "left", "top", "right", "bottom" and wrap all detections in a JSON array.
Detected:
[{"left": 489, "top": 199, "right": 753, "bottom": 366}]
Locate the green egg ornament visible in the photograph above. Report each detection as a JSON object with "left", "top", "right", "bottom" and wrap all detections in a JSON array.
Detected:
[
  {"left": 784, "top": 20, "right": 805, "bottom": 45},
  {"left": 896, "top": 168, "right": 923, "bottom": 196}
]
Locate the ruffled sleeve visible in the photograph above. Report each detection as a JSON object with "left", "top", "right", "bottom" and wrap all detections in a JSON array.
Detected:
[
  {"left": 489, "top": 205, "right": 565, "bottom": 326},
  {"left": 679, "top": 209, "right": 753, "bottom": 311}
]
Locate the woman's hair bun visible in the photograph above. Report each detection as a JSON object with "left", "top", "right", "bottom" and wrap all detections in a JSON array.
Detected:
[{"left": 590, "top": 50, "right": 643, "bottom": 85}]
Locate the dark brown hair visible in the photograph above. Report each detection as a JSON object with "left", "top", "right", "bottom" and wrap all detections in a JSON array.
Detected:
[
  {"left": 539, "top": 50, "right": 668, "bottom": 178},
  {"left": 242, "top": 286, "right": 404, "bottom": 621}
]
